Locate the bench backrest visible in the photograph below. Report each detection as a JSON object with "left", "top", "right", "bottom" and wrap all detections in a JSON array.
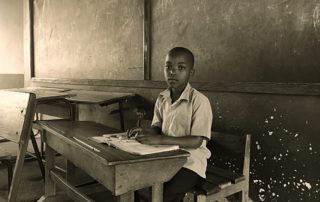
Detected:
[
  {"left": 208, "top": 132, "right": 251, "bottom": 176},
  {"left": 0, "top": 91, "right": 36, "bottom": 143}
]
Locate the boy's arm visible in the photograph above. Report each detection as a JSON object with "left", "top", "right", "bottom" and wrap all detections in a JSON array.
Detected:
[{"left": 136, "top": 131, "right": 204, "bottom": 149}]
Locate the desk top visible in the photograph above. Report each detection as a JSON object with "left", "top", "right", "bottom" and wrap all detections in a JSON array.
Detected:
[
  {"left": 38, "top": 120, "right": 189, "bottom": 166},
  {"left": 8, "top": 87, "right": 75, "bottom": 102},
  {"left": 9, "top": 87, "right": 136, "bottom": 105},
  {"left": 65, "top": 90, "right": 136, "bottom": 105}
]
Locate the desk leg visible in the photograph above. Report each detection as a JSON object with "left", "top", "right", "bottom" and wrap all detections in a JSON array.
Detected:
[
  {"left": 70, "top": 102, "right": 78, "bottom": 121},
  {"left": 30, "top": 130, "right": 45, "bottom": 180},
  {"left": 118, "top": 101, "right": 125, "bottom": 131},
  {"left": 66, "top": 160, "right": 77, "bottom": 185},
  {"left": 45, "top": 145, "right": 56, "bottom": 198},
  {"left": 117, "top": 191, "right": 134, "bottom": 202},
  {"left": 8, "top": 131, "right": 31, "bottom": 202},
  {"left": 151, "top": 183, "right": 163, "bottom": 202}
]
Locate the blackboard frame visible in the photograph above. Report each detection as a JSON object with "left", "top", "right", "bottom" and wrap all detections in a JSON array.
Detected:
[
  {"left": 23, "top": 0, "right": 320, "bottom": 96},
  {"left": 26, "top": 0, "right": 149, "bottom": 81}
]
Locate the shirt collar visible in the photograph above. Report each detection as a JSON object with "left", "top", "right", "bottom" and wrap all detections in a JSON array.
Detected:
[{"left": 160, "top": 83, "right": 192, "bottom": 102}]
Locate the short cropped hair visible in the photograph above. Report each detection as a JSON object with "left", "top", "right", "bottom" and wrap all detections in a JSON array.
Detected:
[{"left": 168, "top": 47, "right": 194, "bottom": 68}]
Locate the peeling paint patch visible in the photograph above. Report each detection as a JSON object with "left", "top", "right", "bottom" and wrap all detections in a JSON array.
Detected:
[
  {"left": 304, "top": 182, "right": 312, "bottom": 189},
  {"left": 256, "top": 141, "right": 261, "bottom": 150},
  {"left": 258, "top": 188, "right": 266, "bottom": 201}
]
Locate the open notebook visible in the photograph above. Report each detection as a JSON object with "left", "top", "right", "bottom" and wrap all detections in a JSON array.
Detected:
[{"left": 91, "top": 132, "right": 179, "bottom": 155}]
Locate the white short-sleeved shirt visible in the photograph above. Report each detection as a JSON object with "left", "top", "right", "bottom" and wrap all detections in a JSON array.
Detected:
[{"left": 151, "top": 83, "right": 213, "bottom": 178}]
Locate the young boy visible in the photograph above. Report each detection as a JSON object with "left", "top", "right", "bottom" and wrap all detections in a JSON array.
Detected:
[{"left": 135, "top": 47, "right": 213, "bottom": 202}]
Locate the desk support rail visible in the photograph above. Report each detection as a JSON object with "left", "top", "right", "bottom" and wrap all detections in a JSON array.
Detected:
[{"left": 50, "top": 170, "right": 95, "bottom": 202}]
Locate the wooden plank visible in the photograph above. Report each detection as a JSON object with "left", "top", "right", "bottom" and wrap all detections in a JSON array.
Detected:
[
  {"left": 36, "top": 103, "right": 72, "bottom": 119},
  {"left": 151, "top": 183, "right": 163, "bottom": 202},
  {"left": 207, "top": 165, "right": 245, "bottom": 183},
  {"left": 45, "top": 145, "right": 56, "bottom": 199},
  {"left": 29, "top": 130, "right": 45, "bottom": 180},
  {"left": 66, "top": 161, "right": 77, "bottom": 185},
  {"left": 29, "top": 0, "right": 35, "bottom": 78},
  {"left": 206, "top": 172, "right": 232, "bottom": 189},
  {"left": 7, "top": 92, "right": 37, "bottom": 202},
  {"left": 143, "top": 0, "right": 151, "bottom": 80},
  {"left": 37, "top": 192, "right": 71, "bottom": 202},
  {"left": 8, "top": 87, "right": 75, "bottom": 103},
  {"left": 0, "top": 91, "right": 33, "bottom": 143},
  {"left": 23, "top": 0, "right": 33, "bottom": 86},
  {"left": 243, "top": 135, "right": 251, "bottom": 178},
  {"left": 31, "top": 78, "right": 320, "bottom": 96},
  {"left": 197, "top": 181, "right": 221, "bottom": 196},
  {"left": 115, "top": 157, "right": 186, "bottom": 195},
  {"left": 202, "top": 181, "right": 246, "bottom": 201},
  {"left": 50, "top": 170, "right": 94, "bottom": 202},
  {"left": 38, "top": 183, "right": 107, "bottom": 202},
  {"left": 38, "top": 120, "right": 132, "bottom": 163},
  {"left": 66, "top": 161, "right": 96, "bottom": 186},
  {"left": 117, "top": 191, "right": 134, "bottom": 202},
  {"left": 118, "top": 101, "right": 125, "bottom": 131},
  {"left": 65, "top": 90, "right": 135, "bottom": 105}
]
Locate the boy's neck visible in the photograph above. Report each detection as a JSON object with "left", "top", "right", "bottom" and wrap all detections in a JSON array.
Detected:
[{"left": 170, "top": 84, "right": 187, "bottom": 103}]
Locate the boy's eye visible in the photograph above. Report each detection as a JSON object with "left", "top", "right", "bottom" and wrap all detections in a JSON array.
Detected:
[{"left": 177, "top": 65, "right": 186, "bottom": 70}]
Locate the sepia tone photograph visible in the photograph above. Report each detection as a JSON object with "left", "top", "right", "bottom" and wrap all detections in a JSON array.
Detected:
[{"left": 0, "top": 0, "right": 319, "bottom": 202}]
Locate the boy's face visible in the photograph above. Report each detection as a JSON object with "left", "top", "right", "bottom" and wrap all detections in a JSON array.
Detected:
[{"left": 164, "top": 53, "right": 194, "bottom": 92}]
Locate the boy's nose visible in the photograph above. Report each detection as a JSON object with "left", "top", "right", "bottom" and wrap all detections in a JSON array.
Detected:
[{"left": 169, "top": 68, "right": 176, "bottom": 74}]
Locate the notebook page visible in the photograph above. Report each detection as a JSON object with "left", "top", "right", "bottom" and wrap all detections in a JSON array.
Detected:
[{"left": 91, "top": 134, "right": 179, "bottom": 155}]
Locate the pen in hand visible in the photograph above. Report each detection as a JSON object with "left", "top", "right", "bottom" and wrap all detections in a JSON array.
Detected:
[
  {"left": 73, "top": 137, "right": 101, "bottom": 152},
  {"left": 127, "top": 128, "right": 142, "bottom": 139}
]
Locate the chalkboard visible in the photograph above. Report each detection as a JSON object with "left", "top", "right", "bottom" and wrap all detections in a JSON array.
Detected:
[
  {"left": 33, "top": 0, "right": 144, "bottom": 80},
  {"left": 151, "top": 0, "right": 320, "bottom": 83}
]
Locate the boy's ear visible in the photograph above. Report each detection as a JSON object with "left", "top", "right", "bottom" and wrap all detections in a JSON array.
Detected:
[{"left": 190, "top": 69, "right": 195, "bottom": 76}]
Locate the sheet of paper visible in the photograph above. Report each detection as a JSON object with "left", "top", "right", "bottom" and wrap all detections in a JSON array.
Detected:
[{"left": 91, "top": 134, "right": 179, "bottom": 155}]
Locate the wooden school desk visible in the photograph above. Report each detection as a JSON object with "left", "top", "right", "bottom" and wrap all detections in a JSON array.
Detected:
[
  {"left": 37, "top": 120, "right": 189, "bottom": 202},
  {"left": 63, "top": 90, "right": 137, "bottom": 185},
  {"left": 65, "top": 90, "right": 136, "bottom": 130}
]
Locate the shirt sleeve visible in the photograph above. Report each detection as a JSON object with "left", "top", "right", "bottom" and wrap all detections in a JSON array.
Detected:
[
  {"left": 151, "top": 96, "right": 163, "bottom": 128},
  {"left": 190, "top": 95, "right": 212, "bottom": 140}
]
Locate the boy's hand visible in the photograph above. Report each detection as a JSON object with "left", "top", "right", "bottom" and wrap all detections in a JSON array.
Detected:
[
  {"left": 127, "top": 126, "right": 163, "bottom": 144},
  {"left": 135, "top": 133, "right": 163, "bottom": 145},
  {"left": 127, "top": 127, "right": 142, "bottom": 139}
]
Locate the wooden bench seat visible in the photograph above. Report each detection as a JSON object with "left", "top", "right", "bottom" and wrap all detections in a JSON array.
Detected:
[
  {"left": 184, "top": 132, "right": 251, "bottom": 202},
  {"left": 193, "top": 164, "right": 246, "bottom": 196}
]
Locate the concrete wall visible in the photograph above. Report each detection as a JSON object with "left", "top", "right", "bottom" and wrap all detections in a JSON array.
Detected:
[
  {"left": 0, "top": 0, "right": 24, "bottom": 89},
  {"left": 28, "top": 0, "right": 320, "bottom": 201}
]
